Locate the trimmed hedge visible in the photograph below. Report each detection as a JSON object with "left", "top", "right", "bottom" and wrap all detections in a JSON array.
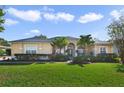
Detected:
[
  {"left": 15, "top": 54, "right": 51, "bottom": 61},
  {"left": 0, "top": 61, "right": 33, "bottom": 65},
  {"left": 96, "top": 53, "right": 119, "bottom": 63},
  {"left": 72, "top": 53, "right": 120, "bottom": 64},
  {"left": 50, "top": 54, "right": 69, "bottom": 61},
  {"left": 0, "top": 61, "right": 46, "bottom": 65}
]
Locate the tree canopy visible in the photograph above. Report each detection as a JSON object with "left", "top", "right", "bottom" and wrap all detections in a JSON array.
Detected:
[
  {"left": 34, "top": 34, "right": 47, "bottom": 40},
  {"left": 0, "top": 38, "right": 10, "bottom": 46},
  {"left": 0, "top": 8, "right": 5, "bottom": 32},
  {"left": 107, "top": 16, "right": 124, "bottom": 63},
  {"left": 51, "top": 37, "right": 69, "bottom": 54},
  {"left": 77, "top": 34, "right": 94, "bottom": 55},
  {"left": 77, "top": 34, "right": 94, "bottom": 48}
]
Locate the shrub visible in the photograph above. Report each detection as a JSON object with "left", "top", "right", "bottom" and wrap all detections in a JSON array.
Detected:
[
  {"left": 50, "top": 54, "right": 69, "bottom": 61},
  {"left": 72, "top": 55, "right": 93, "bottom": 64},
  {"left": 117, "top": 65, "right": 124, "bottom": 72},
  {"left": 15, "top": 54, "right": 51, "bottom": 61},
  {"left": 113, "top": 57, "right": 121, "bottom": 63},
  {"left": 72, "top": 53, "right": 119, "bottom": 64},
  {"left": 0, "top": 49, "right": 6, "bottom": 56},
  {"left": 96, "top": 53, "right": 119, "bottom": 63}
]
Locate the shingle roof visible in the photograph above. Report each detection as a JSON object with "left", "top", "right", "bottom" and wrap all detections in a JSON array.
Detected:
[
  {"left": 11, "top": 36, "right": 78, "bottom": 43},
  {"left": 49, "top": 36, "right": 79, "bottom": 41},
  {"left": 11, "top": 36, "right": 111, "bottom": 45},
  {"left": 11, "top": 37, "right": 51, "bottom": 43}
]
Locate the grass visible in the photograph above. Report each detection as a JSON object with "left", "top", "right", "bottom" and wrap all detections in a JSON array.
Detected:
[{"left": 0, "top": 62, "right": 124, "bottom": 87}]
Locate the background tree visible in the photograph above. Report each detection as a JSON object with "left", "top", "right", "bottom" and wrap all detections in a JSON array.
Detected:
[
  {"left": 107, "top": 16, "right": 124, "bottom": 64},
  {"left": 34, "top": 34, "right": 47, "bottom": 40},
  {"left": 0, "top": 8, "right": 5, "bottom": 32},
  {"left": 0, "top": 49, "right": 6, "bottom": 56},
  {"left": 0, "top": 37, "right": 10, "bottom": 46},
  {"left": 51, "top": 37, "right": 68, "bottom": 54},
  {"left": 77, "top": 34, "right": 94, "bottom": 55}
]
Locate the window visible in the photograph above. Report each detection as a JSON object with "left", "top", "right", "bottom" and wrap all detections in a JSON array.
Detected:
[
  {"left": 100, "top": 47, "right": 106, "bottom": 54},
  {"left": 77, "top": 49, "right": 84, "bottom": 54},
  {"left": 26, "top": 50, "right": 36, "bottom": 54},
  {"left": 24, "top": 45, "right": 37, "bottom": 54}
]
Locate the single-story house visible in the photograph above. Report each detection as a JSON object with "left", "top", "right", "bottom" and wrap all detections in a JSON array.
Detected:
[{"left": 11, "top": 36, "right": 116, "bottom": 60}]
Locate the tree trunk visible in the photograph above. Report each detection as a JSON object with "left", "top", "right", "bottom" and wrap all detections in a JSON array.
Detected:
[
  {"left": 52, "top": 46, "right": 56, "bottom": 55},
  {"left": 52, "top": 46, "right": 55, "bottom": 55},
  {"left": 122, "top": 60, "right": 124, "bottom": 64},
  {"left": 64, "top": 47, "right": 66, "bottom": 55},
  {"left": 60, "top": 48, "right": 62, "bottom": 54},
  {"left": 84, "top": 48, "right": 86, "bottom": 55},
  {"left": 121, "top": 56, "right": 124, "bottom": 64},
  {"left": 120, "top": 51, "right": 124, "bottom": 64}
]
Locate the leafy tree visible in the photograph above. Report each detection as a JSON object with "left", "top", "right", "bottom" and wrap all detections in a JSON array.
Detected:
[
  {"left": 51, "top": 37, "right": 69, "bottom": 54},
  {"left": 0, "top": 8, "right": 5, "bottom": 32},
  {"left": 0, "top": 49, "right": 6, "bottom": 56},
  {"left": 107, "top": 16, "right": 124, "bottom": 64},
  {"left": 77, "top": 34, "right": 94, "bottom": 55},
  {"left": 34, "top": 34, "right": 47, "bottom": 39},
  {"left": 0, "top": 38, "right": 10, "bottom": 46}
]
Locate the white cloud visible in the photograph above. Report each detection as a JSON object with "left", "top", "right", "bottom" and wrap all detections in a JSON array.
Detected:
[
  {"left": 57, "top": 12, "right": 75, "bottom": 22},
  {"left": 43, "top": 12, "right": 75, "bottom": 22},
  {"left": 110, "top": 9, "right": 124, "bottom": 20},
  {"left": 78, "top": 13, "right": 104, "bottom": 24},
  {"left": 5, "top": 18, "right": 19, "bottom": 26},
  {"left": 110, "top": 10, "right": 121, "bottom": 20},
  {"left": 25, "top": 33, "right": 30, "bottom": 35},
  {"left": 41, "top": 6, "right": 74, "bottom": 22},
  {"left": 30, "top": 29, "right": 40, "bottom": 34},
  {"left": 7, "top": 7, "right": 41, "bottom": 22},
  {"left": 25, "top": 29, "right": 41, "bottom": 35},
  {"left": 42, "top": 6, "right": 55, "bottom": 12}
]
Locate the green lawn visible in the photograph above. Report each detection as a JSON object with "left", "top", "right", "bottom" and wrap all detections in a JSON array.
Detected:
[{"left": 0, "top": 62, "right": 124, "bottom": 87}]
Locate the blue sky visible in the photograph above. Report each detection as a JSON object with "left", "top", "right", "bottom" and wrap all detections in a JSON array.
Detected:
[{"left": 0, "top": 5, "right": 124, "bottom": 41}]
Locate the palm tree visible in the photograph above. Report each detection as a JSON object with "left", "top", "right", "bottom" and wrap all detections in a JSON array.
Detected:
[
  {"left": 0, "top": 8, "right": 5, "bottom": 32},
  {"left": 51, "top": 37, "right": 69, "bottom": 54},
  {"left": 77, "top": 34, "right": 94, "bottom": 55},
  {"left": 51, "top": 40, "right": 57, "bottom": 55}
]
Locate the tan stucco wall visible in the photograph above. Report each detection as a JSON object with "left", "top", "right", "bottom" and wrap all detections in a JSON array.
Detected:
[
  {"left": 86, "top": 46, "right": 95, "bottom": 54},
  {"left": 37, "top": 42, "right": 52, "bottom": 54},
  {"left": 11, "top": 41, "right": 114, "bottom": 56},
  {"left": 11, "top": 42, "right": 24, "bottom": 56},
  {"left": 11, "top": 42, "right": 52, "bottom": 56},
  {"left": 94, "top": 44, "right": 113, "bottom": 55}
]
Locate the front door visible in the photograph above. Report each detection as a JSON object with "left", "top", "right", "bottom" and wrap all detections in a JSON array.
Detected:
[{"left": 67, "top": 43, "right": 75, "bottom": 57}]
